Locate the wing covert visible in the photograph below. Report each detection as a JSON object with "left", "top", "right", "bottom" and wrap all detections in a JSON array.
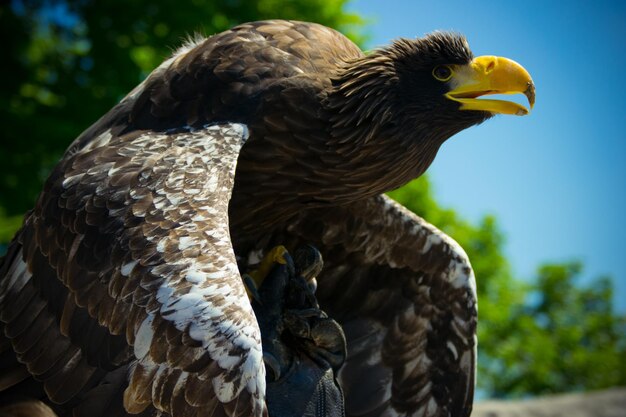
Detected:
[
  {"left": 0, "top": 122, "right": 267, "bottom": 417},
  {"left": 280, "top": 194, "right": 477, "bottom": 417}
]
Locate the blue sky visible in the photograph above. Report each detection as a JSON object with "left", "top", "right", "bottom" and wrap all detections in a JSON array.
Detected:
[{"left": 348, "top": 0, "right": 626, "bottom": 309}]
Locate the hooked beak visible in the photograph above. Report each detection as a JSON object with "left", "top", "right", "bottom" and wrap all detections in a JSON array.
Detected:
[{"left": 446, "top": 56, "right": 535, "bottom": 116}]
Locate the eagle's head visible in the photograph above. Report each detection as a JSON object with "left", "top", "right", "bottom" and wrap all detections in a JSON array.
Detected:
[
  {"left": 327, "top": 31, "right": 535, "bottom": 197},
  {"left": 394, "top": 32, "right": 534, "bottom": 128}
]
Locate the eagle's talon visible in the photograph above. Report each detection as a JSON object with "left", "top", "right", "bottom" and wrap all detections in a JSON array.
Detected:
[
  {"left": 306, "top": 277, "right": 317, "bottom": 294},
  {"left": 293, "top": 245, "right": 324, "bottom": 283},
  {"left": 244, "top": 245, "right": 289, "bottom": 301},
  {"left": 243, "top": 274, "right": 263, "bottom": 305}
]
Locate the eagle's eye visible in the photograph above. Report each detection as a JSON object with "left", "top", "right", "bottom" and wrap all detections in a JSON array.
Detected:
[{"left": 432, "top": 65, "right": 453, "bottom": 82}]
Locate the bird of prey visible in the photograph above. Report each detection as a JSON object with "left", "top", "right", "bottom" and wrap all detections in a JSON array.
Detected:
[{"left": 0, "top": 20, "right": 534, "bottom": 417}]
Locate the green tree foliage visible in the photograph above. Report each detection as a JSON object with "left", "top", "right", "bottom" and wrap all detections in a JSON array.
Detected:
[
  {"left": 481, "top": 263, "right": 626, "bottom": 397},
  {"left": 2, "top": 0, "right": 625, "bottom": 399},
  {"left": 390, "top": 179, "right": 626, "bottom": 397}
]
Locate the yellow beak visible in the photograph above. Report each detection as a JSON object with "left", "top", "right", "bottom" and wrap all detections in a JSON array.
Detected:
[{"left": 446, "top": 56, "right": 535, "bottom": 116}]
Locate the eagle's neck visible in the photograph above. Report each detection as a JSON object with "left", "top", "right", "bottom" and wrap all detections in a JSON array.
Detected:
[
  {"left": 326, "top": 50, "right": 399, "bottom": 147},
  {"left": 322, "top": 50, "right": 447, "bottom": 199}
]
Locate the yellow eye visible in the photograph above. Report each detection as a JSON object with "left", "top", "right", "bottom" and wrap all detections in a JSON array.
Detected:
[{"left": 433, "top": 65, "right": 453, "bottom": 81}]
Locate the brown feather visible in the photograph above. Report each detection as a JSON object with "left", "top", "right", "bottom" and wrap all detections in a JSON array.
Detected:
[
  {"left": 123, "top": 362, "right": 156, "bottom": 414},
  {"left": 0, "top": 400, "right": 58, "bottom": 417}
]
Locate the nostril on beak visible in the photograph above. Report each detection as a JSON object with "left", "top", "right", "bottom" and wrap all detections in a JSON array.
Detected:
[{"left": 486, "top": 59, "right": 496, "bottom": 73}]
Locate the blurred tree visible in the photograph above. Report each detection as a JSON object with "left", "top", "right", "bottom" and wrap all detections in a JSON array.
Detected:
[
  {"left": 1, "top": 0, "right": 625, "bottom": 400},
  {"left": 481, "top": 263, "right": 626, "bottom": 397},
  {"left": 390, "top": 179, "right": 626, "bottom": 398}
]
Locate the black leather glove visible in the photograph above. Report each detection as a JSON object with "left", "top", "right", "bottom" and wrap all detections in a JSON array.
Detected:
[{"left": 251, "top": 246, "right": 346, "bottom": 417}]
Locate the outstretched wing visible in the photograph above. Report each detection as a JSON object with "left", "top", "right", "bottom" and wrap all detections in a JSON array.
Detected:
[
  {"left": 282, "top": 194, "right": 477, "bottom": 417},
  {"left": 0, "top": 123, "right": 267, "bottom": 417}
]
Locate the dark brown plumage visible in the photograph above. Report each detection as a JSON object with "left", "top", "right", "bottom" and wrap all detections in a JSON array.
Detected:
[
  {"left": 0, "top": 19, "right": 534, "bottom": 417},
  {"left": 0, "top": 400, "right": 58, "bottom": 417}
]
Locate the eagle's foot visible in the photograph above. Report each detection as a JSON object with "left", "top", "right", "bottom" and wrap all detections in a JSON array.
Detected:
[
  {"left": 243, "top": 245, "right": 288, "bottom": 302},
  {"left": 250, "top": 245, "right": 346, "bottom": 416},
  {"left": 251, "top": 245, "right": 346, "bottom": 371},
  {"left": 242, "top": 274, "right": 263, "bottom": 304},
  {"left": 292, "top": 244, "right": 323, "bottom": 294}
]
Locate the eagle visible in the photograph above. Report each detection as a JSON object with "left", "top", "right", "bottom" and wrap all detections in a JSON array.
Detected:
[{"left": 0, "top": 20, "right": 534, "bottom": 417}]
